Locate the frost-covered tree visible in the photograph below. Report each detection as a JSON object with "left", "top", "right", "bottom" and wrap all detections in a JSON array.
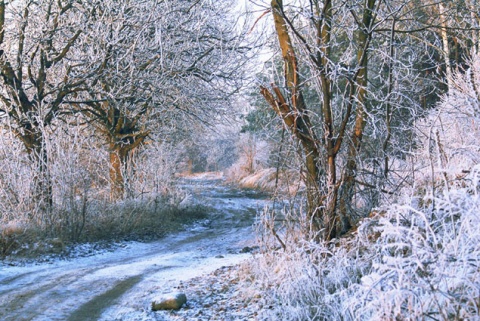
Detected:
[
  {"left": 260, "top": 0, "right": 380, "bottom": 240},
  {"left": 0, "top": 0, "right": 92, "bottom": 207},
  {"left": 258, "top": 0, "right": 480, "bottom": 241},
  {"left": 71, "top": 0, "right": 251, "bottom": 200}
]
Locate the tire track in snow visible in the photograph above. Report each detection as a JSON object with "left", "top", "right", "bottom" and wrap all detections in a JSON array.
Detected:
[
  {"left": 0, "top": 269, "right": 95, "bottom": 321},
  {"left": 67, "top": 275, "right": 144, "bottom": 321}
]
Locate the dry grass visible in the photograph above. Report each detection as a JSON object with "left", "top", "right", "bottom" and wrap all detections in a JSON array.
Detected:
[
  {"left": 0, "top": 195, "right": 209, "bottom": 259},
  {"left": 247, "top": 169, "right": 480, "bottom": 321},
  {"left": 231, "top": 167, "right": 302, "bottom": 196}
]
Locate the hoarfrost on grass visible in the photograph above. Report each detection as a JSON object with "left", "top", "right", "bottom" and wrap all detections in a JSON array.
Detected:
[{"left": 251, "top": 168, "right": 480, "bottom": 320}]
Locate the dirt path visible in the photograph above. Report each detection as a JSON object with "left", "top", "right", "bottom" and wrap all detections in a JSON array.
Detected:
[{"left": 0, "top": 175, "right": 267, "bottom": 321}]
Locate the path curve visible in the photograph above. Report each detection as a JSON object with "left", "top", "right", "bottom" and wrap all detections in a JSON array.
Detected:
[{"left": 0, "top": 176, "right": 266, "bottom": 321}]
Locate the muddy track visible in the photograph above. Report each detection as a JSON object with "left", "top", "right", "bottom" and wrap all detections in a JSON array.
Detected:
[{"left": 0, "top": 177, "right": 267, "bottom": 321}]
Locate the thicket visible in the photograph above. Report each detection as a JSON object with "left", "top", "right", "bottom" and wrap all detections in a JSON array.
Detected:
[
  {"left": 248, "top": 52, "right": 480, "bottom": 320},
  {"left": 0, "top": 119, "right": 206, "bottom": 258},
  {"left": 231, "top": 1, "right": 480, "bottom": 319}
]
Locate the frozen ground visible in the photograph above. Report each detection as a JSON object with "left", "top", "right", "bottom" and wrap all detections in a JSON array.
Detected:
[{"left": 0, "top": 173, "right": 268, "bottom": 321}]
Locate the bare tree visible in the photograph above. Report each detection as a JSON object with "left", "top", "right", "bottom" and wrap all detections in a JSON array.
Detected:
[
  {"left": 258, "top": 0, "right": 480, "bottom": 241},
  {"left": 0, "top": 0, "right": 91, "bottom": 207},
  {"left": 260, "top": 0, "right": 377, "bottom": 240},
  {"left": 69, "top": 0, "right": 252, "bottom": 200}
]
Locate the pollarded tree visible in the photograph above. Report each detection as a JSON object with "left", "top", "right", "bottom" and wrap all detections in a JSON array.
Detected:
[
  {"left": 70, "top": 0, "right": 156, "bottom": 200},
  {"left": 71, "top": 0, "right": 252, "bottom": 200},
  {"left": 0, "top": 0, "right": 92, "bottom": 207}
]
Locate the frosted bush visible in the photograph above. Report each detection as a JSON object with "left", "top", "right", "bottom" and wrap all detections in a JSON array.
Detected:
[
  {"left": 354, "top": 171, "right": 480, "bottom": 320},
  {"left": 253, "top": 169, "right": 480, "bottom": 320},
  {"left": 226, "top": 133, "right": 271, "bottom": 181},
  {"left": 0, "top": 128, "right": 38, "bottom": 224},
  {"left": 132, "top": 142, "right": 178, "bottom": 191},
  {"left": 0, "top": 118, "right": 191, "bottom": 247},
  {"left": 413, "top": 53, "right": 480, "bottom": 190}
]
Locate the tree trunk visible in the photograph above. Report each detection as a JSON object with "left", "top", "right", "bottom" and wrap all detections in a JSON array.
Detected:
[
  {"left": 263, "top": 0, "right": 326, "bottom": 240},
  {"left": 108, "top": 132, "right": 147, "bottom": 201},
  {"left": 109, "top": 145, "right": 128, "bottom": 201},
  {"left": 337, "top": 0, "right": 376, "bottom": 236},
  {"left": 468, "top": 0, "right": 479, "bottom": 54},
  {"left": 439, "top": 2, "right": 454, "bottom": 90},
  {"left": 19, "top": 126, "right": 53, "bottom": 210}
]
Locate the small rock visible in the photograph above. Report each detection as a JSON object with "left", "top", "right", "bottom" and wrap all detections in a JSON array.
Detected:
[
  {"left": 215, "top": 255, "right": 224, "bottom": 258},
  {"left": 152, "top": 292, "right": 187, "bottom": 311},
  {"left": 240, "top": 246, "right": 254, "bottom": 253}
]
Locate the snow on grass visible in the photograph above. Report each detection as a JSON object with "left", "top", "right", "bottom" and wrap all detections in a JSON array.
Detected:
[{"left": 250, "top": 169, "right": 480, "bottom": 320}]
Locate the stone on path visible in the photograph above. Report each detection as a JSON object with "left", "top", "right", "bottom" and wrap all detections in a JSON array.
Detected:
[{"left": 152, "top": 292, "right": 187, "bottom": 311}]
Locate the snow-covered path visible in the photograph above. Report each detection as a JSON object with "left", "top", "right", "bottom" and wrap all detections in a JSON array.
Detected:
[{"left": 0, "top": 175, "right": 267, "bottom": 321}]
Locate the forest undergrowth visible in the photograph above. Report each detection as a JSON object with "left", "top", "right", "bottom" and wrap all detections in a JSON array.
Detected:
[
  {"left": 0, "top": 130, "right": 207, "bottom": 260},
  {"left": 0, "top": 199, "right": 208, "bottom": 261},
  {"left": 249, "top": 170, "right": 480, "bottom": 320},
  {"left": 225, "top": 52, "right": 480, "bottom": 321}
]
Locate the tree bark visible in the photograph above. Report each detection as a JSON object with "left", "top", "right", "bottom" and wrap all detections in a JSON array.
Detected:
[
  {"left": 18, "top": 125, "right": 53, "bottom": 210},
  {"left": 107, "top": 132, "right": 148, "bottom": 201},
  {"left": 109, "top": 144, "right": 129, "bottom": 201},
  {"left": 262, "top": 0, "right": 326, "bottom": 240},
  {"left": 438, "top": 2, "right": 454, "bottom": 90},
  {"left": 338, "top": 0, "right": 376, "bottom": 235}
]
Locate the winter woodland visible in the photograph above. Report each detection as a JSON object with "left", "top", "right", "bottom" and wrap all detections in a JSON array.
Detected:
[{"left": 1, "top": 0, "right": 480, "bottom": 320}]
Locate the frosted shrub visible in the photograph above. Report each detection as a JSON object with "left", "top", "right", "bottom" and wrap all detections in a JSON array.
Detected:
[
  {"left": 131, "top": 141, "right": 184, "bottom": 203},
  {"left": 355, "top": 169, "right": 480, "bottom": 320},
  {"left": 46, "top": 125, "right": 106, "bottom": 240},
  {"left": 252, "top": 228, "right": 369, "bottom": 320},
  {"left": 226, "top": 133, "right": 271, "bottom": 181},
  {"left": 0, "top": 129, "right": 38, "bottom": 224},
  {"left": 413, "top": 53, "right": 480, "bottom": 192},
  {"left": 50, "top": 126, "right": 106, "bottom": 201},
  {"left": 252, "top": 203, "right": 371, "bottom": 321},
  {"left": 0, "top": 119, "right": 193, "bottom": 250},
  {"left": 254, "top": 169, "right": 480, "bottom": 320}
]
